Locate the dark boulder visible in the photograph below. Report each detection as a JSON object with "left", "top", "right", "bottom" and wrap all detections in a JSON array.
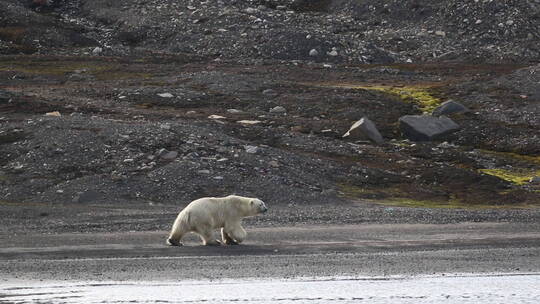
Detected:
[
  {"left": 432, "top": 100, "right": 469, "bottom": 116},
  {"left": 399, "top": 115, "right": 459, "bottom": 141}
]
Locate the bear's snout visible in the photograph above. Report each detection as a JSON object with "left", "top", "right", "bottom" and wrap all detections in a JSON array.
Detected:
[{"left": 260, "top": 205, "right": 268, "bottom": 213}]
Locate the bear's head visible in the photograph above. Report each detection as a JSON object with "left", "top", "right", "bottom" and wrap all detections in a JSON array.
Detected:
[{"left": 249, "top": 198, "right": 268, "bottom": 215}]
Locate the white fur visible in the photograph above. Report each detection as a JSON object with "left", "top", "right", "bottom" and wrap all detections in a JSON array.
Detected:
[{"left": 167, "top": 195, "right": 267, "bottom": 246}]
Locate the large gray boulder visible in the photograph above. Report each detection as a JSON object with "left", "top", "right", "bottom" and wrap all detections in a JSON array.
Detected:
[
  {"left": 342, "top": 117, "right": 384, "bottom": 144},
  {"left": 399, "top": 115, "right": 459, "bottom": 141},
  {"left": 432, "top": 100, "right": 469, "bottom": 116}
]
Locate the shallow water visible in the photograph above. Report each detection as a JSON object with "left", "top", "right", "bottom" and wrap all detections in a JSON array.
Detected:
[{"left": 1, "top": 273, "right": 539, "bottom": 304}]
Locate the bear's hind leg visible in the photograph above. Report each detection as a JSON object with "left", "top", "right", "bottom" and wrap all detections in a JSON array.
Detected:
[
  {"left": 167, "top": 229, "right": 185, "bottom": 246},
  {"left": 221, "top": 228, "right": 239, "bottom": 245},
  {"left": 167, "top": 216, "right": 188, "bottom": 246}
]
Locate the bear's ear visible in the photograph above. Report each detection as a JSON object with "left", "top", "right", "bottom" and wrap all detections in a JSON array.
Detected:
[{"left": 250, "top": 200, "right": 254, "bottom": 205}]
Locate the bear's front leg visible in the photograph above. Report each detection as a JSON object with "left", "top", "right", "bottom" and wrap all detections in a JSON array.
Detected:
[
  {"left": 224, "top": 224, "right": 247, "bottom": 244},
  {"left": 198, "top": 229, "right": 222, "bottom": 246},
  {"left": 221, "top": 228, "right": 239, "bottom": 245}
]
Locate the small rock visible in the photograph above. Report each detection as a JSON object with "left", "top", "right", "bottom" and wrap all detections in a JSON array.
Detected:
[
  {"left": 244, "top": 7, "right": 258, "bottom": 14},
  {"left": 342, "top": 117, "right": 384, "bottom": 144},
  {"left": 227, "top": 109, "right": 243, "bottom": 114},
  {"left": 159, "top": 123, "right": 171, "bottom": 130},
  {"left": 475, "top": 19, "right": 482, "bottom": 24},
  {"left": 156, "top": 148, "right": 169, "bottom": 157},
  {"left": 530, "top": 176, "right": 540, "bottom": 184},
  {"left": 157, "top": 93, "right": 174, "bottom": 98},
  {"left": 399, "top": 115, "right": 460, "bottom": 141},
  {"left": 73, "top": 190, "right": 101, "bottom": 203},
  {"left": 208, "top": 115, "right": 226, "bottom": 119},
  {"left": 269, "top": 106, "right": 286, "bottom": 113},
  {"left": 237, "top": 120, "right": 262, "bottom": 125},
  {"left": 244, "top": 145, "right": 259, "bottom": 154},
  {"left": 262, "top": 89, "right": 278, "bottom": 96},
  {"left": 198, "top": 170, "right": 211, "bottom": 174},
  {"left": 160, "top": 151, "right": 178, "bottom": 160},
  {"left": 92, "top": 47, "right": 103, "bottom": 55},
  {"left": 309, "top": 49, "right": 319, "bottom": 56},
  {"left": 213, "top": 176, "right": 224, "bottom": 180},
  {"left": 435, "top": 31, "right": 446, "bottom": 37},
  {"left": 45, "top": 111, "right": 61, "bottom": 117},
  {"left": 328, "top": 50, "right": 338, "bottom": 56},
  {"left": 268, "top": 160, "right": 280, "bottom": 168},
  {"left": 432, "top": 100, "right": 469, "bottom": 116}
]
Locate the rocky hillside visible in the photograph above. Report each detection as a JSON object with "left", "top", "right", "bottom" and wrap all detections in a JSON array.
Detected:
[{"left": 1, "top": 0, "right": 539, "bottom": 63}]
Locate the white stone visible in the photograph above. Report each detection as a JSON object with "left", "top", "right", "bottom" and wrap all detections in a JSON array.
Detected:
[
  {"left": 208, "top": 115, "right": 226, "bottom": 119},
  {"left": 157, "top": 93, "right": 174, "bottom": 98},
  {"left": 237, "top": 120, "right": 262, "bottom": 125},
  {"left": 227, "top": 109, "right": 243, "bottom": 114}
]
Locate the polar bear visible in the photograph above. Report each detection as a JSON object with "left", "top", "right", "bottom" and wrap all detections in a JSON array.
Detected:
[{"left": 166, "top": 195, "right": 268, "bottom": 246}]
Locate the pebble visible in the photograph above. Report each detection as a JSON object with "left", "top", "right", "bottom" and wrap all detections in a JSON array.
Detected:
[
  {"left": 92, "top": 47, "right": 103, "bottom": 55},
  {"left": 237, "top": 120, "right": 262, "bottom": 125},
  {"left": 160, "top": 151, "right": 178, "bottom": 160},
  {"left": 244, "top": 8, "right": 258, "bottom": 14},
  {"left": 268, "top": 160, "right": 280, "bottom": 168},
  {"left": 270, "top": 106, "right": 286, "bottom": 113},
  {"left": 262, "top": 89, "right": 277, "bottom": 96},
  {"left": 157, "top": 93, "right": 174, "bottom": 98},
  {"left": 45, "top": 111, "right": 61, "bottom": 117},
  {"left": 159, "top": 123, "right": 171, "bottom": 130},
  {"left": 435, "top": 31, "right": 446, "bottom": 37},
  {"left": 198, "top": 170, "right": 211, "bottom": 174},
  {"left": 309, "top": 49, "right": 319, "bottom": 56},
  {"left": 227, "top": 109, "right": 243, "bottom": 114},
  {"left": 244, "top": 145, "right": 259, "bottom": 154},
  {"left": 208, "top": 115, "right": 226, "bottom": 119}
]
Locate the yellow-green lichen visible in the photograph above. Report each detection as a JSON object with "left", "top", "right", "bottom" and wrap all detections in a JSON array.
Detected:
[
  {"left": 478, "top": 168, "right": 539, "bottom": 185},
  {"left": 362, "top": 86, "right": 442, "bottom": 113},
  {"left": 307, "top": 83, "right": 442, "bottom": 113}
]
